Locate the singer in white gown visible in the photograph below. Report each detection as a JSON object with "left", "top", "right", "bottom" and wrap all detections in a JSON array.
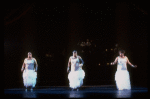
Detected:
[
  {"left": 67, "top": 50, "right": 85, "bottom": 90},
  {"left": 111, "top": 50, "right": 137, "bottom": 90},
  {"left": 21, "top": 52, "right": 38, "bottom": 91}
]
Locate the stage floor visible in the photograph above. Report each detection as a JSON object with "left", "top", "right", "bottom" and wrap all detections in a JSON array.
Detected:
[{"left": 4, "top": 85, "right": 148, "bottom": 98}]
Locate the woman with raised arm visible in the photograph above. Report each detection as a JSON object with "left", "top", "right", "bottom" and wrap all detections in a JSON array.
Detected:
[
  {"left": 67, "top": 50, "right": 85, "bottom": 91},
  {"left": 110, "top": 50, "right": 137, "bottom": 90},
  {"left": 21, "top": 52, "right": 38, "bottom": 91}
]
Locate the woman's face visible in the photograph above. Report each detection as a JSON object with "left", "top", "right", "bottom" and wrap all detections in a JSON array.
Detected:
[
  {"left": 119, "top": 52, "right": 124, "bottom": 57},
  {"left": 28, "top": 53, "right": 32, "bottom": 58},
  {"left": 73, "top": 52, "right": 77, "bottom": 57}
]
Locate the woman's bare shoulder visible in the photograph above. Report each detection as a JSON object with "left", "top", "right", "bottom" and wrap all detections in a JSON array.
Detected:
[
  {"left": 77, "top": 55, "right": 81, "bottom": 58},
  {"left": 125, "top": 56, "right": 128, "bottom": 59}
]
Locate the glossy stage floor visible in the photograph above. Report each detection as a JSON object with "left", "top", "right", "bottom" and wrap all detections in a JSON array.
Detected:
[{"left": 4, "top": 85, "right": 148, "bottom": 98}]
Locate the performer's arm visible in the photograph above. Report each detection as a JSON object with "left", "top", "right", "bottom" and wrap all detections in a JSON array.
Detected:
[
  {"left": 79, "top": 56, "right": 84, "bottom": 67},
  {"left": 126, "top": 57, "right": 137, "bottom": 68},
  {"left": 21, "top": 59, "right": 25, "bottom": 72},
  {"left": 67, "top": 57, "right": 71, "bottom": 72},
  {"left": 34, "top": 58, "right": 38, "bottom": 72},
  {"left": 111, "top": 57, "right": 118, "bottom": 65}
]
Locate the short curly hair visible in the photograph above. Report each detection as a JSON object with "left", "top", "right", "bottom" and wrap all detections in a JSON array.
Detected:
[
  {"left": 119, "top": 49, "right": 125, "bottom": 54},
  {"left": 72, "top": 50, "right": 77, "bottom": 53},
  {"left": 28, "top": 52, "right": 32, "bottom": 55}
]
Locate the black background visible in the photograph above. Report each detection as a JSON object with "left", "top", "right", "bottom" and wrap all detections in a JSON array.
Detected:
[{"left": 4, "top": 1, "right": 148, "bottom": 88}]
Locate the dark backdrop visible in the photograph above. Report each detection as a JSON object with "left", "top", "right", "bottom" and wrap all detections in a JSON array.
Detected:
[{"left": 4, "top": 1, "right": 148, "bottom": 88}]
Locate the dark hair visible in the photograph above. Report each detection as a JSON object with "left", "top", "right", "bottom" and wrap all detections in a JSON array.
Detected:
[
  {"left": 119, "top": 49, "right": 125, "bottom": 54},
  {"left": 28, "top": 52, "right": 32, "bottom": 55},
  {"left": 72, "top": 50, "right": 77, "bottom": 53}
]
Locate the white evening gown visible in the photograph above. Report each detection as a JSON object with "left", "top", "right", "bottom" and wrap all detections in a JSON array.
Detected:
[
  {"left": 115, "top": 56, "right": 131, "bottom": 90},
  {"left": 68, "top": 56, "right": 85, "bottom": 89},
  {"left": 22, "top": 58, "right": 37, "bottom": 88}
]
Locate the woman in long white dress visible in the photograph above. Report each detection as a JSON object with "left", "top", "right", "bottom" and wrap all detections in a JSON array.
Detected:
[
  {"left": 21, "top": 52, "right": 38, "bottom": 91},
  {"left": 67, "top": 50, "right": 85, "bottom": 91},
  {"left": 110, "top": 50, "right": 137, "bottom": 90}
]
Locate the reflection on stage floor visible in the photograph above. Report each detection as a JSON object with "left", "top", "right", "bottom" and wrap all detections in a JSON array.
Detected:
[{"left": 4, "top": 85, "right": 148, "bottom": 98}]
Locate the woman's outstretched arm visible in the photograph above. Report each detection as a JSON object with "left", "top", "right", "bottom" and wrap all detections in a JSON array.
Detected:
[
  {"left": 110, "top": 57, "right": 118, "bottom": 65},
  {"left": 126, "top": 57, "right": 137, "bottom": 68}
]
